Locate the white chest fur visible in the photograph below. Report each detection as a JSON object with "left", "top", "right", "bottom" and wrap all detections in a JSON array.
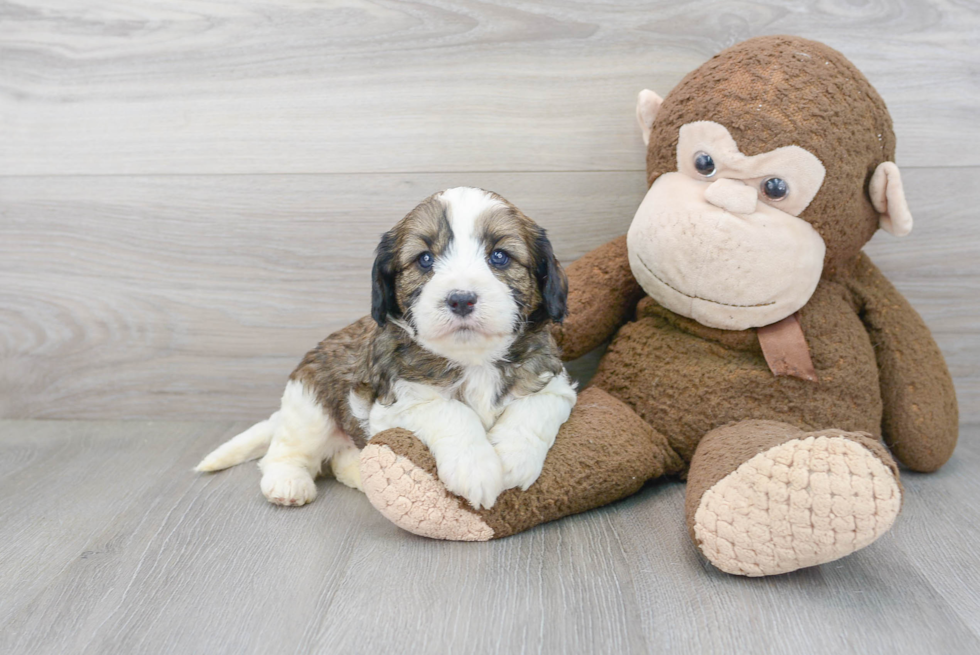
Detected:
[
  {"left": 363, "top": 364, "right": 507, "bottom": 439},
  {"left": 453, "top": 363, "right": 505, "bottom": 430}
]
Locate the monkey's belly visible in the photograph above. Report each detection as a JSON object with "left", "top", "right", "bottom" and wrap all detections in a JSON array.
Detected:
[{"left": 590, "top": 294, "right": 883, "bottom": 466}]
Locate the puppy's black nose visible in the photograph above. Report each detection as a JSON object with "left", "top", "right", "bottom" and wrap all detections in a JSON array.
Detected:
[{"left": 446, "top": 291, "right": 478, "bottom": 317}]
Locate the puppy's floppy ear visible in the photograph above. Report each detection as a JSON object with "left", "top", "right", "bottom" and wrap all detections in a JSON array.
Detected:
[
  {"left": 371, "top": 229, "right": 400, "bottom": 327},
  {"left": 532, "top": 228, "right": 568, "bottom": 323}
]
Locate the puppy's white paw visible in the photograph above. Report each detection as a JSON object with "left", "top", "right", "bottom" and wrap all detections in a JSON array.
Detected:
[
  {"left": 434, "top": 441, "right": 504, "bottom": 510},
  {"left": 497, "top": 446, "right": 546, "bottom": 491},
  {"left": 260, "top": 463, "right": 317, "bottom": 507},
  {"left": 493, "top": 431, "right": 548, "bottom": 491}
]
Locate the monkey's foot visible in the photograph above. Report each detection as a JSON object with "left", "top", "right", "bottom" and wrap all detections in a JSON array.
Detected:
[
  {"left": 360, "top": 429, "right": 494, "bottom": 541},
  {"left": 687, "top": 423, "right": 902, "bottom": 577}
]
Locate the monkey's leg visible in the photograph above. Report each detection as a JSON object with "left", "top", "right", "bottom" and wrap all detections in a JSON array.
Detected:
[
  {"left": 359, "top": 387, "right": 683, "bottom": 541},
  {"left": 685, "top": 420, "right": 903, "bottom": 577}
]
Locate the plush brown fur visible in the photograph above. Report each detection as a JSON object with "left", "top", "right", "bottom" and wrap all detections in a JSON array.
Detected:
[
  {"left": 565, "top": 35, "right": 956, "bottom": 479},
  {"left": 646, "top": 37, "right": 893, "bottom": 276},
  {"left": 362, "top": 37, "right": 958, "bottom": 562}
]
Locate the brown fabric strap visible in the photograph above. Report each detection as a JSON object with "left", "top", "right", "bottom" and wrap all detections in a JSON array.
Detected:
[{"left": 756, "top": 313, "right": 818, "bottom": 382}]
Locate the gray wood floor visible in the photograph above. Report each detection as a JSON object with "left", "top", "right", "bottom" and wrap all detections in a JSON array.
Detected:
[
  {"left": 0, "top": 419, "right": 978, "bottom": 655},
  {"left": 3, "top": 1, "right": 980, "bottom": 653}
]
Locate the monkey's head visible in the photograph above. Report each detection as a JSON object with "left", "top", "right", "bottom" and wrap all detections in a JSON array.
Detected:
[{"left": 629, "top": 35, "right": 913, "bottom": 330}]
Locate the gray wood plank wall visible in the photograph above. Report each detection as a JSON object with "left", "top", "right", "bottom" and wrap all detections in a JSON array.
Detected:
[{"left": 2, "top": 0, "right": 979, "bottom": 421}]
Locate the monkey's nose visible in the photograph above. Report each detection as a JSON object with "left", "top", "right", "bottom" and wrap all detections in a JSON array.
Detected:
[
  {"left": 704, "top": 178, "right": 758, "bottom": 215},
  {"left": 446, "top": 291, "right": 478, "bottom": 317}
]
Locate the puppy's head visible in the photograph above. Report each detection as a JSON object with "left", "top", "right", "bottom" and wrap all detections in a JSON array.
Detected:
[{"left": 372, "top": 187, "right": 567, "bottom": 365}]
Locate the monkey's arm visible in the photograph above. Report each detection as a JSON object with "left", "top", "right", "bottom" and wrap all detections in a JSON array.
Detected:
[
  {"left": 553, "top": 235, "right": 645, "bottom": 361},
  {"left": 848, "top": 252, "right": 958, "bottom": 472}
]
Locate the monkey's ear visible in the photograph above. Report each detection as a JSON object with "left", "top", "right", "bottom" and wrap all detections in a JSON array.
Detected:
[
  {"left": 371, "top": 230, "right": 400, "bottom": 327},
  {"left": 532, "top": 229, "right": 568, "bottom": 324},
  {"left": 636, "top": 89, "right": 664, "bottom": 146},
  {"left": 870, "top": 161, "right": 913, "bottom": 237}
]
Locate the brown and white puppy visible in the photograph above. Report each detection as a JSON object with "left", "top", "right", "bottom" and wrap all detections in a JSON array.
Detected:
[{"left": 196, "top": 187, "right": 576, "bottom": 510}]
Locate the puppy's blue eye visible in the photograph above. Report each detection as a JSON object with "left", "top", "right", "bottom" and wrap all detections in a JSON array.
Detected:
[
  {"left": 489, "top": 249, "right": 510, "bottom": 268},
  {"left": 417, "top": 251, "right": 434, "bottom": 270},
  {"left": 694, "top": 151, "right": 716, "bottom": 177}
]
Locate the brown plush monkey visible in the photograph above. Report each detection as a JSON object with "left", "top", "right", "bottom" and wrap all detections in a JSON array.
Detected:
[{"left": 359, "top": 36, "right": 959, "bottom": 576}]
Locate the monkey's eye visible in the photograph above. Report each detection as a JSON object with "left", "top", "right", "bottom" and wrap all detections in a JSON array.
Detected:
[
  {"left": 694, "top": 152, "right": 716, "bottom": 177},
  {"left": 489, "top": 249, "right": 510, "bottom": 268},
  {"left": 761, "top": 177, "right": 789, "bottom": 201},
  {"left": 417, "top": 251, "right": 434, "bottom": 270}
]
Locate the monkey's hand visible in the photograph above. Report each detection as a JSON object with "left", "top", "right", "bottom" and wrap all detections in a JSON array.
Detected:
[
  {"left": 552, "top": 235, "right": 645, "bottom": 361},
  {"left": 848, "top": 252, "right": 958, "bottom": 472}
]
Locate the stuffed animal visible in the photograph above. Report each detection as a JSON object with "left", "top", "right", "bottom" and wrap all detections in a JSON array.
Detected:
[{"left": 358, "top": 35, "right": 959, "bottom": 576}]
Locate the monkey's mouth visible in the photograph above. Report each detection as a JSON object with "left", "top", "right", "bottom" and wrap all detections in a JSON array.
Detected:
[{"left": 635, "top": 255, "right": 775, "bottom": 309}]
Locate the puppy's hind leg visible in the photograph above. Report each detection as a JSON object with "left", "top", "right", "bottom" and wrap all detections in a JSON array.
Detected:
[
  {"left": 330, "top": 442, "right": 363, "bottom": 491},
  {"left": 259, "top": 379, "right": 347, "bottom": 507}
]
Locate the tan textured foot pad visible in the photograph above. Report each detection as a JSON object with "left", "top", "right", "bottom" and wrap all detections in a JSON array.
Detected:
[
  {"left": 360, "top": 443, "right": 494, "bottom": 541},
  {"left": 693, "top": 435, "right": 902, "bottom": 576}
]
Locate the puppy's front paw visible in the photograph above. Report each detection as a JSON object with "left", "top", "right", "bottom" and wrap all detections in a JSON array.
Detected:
[
  {"left": 434, "top": 441, "right": 504, "bottom": 510},
  {"left": 260, "top": 463, "right": 317, "bottom": 506},
  {"left": 493, "top": 432, "right": 548, "bottom": 491}
]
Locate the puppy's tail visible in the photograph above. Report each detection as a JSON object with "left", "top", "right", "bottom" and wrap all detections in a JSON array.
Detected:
[{"left": 195, "top": 411, "right": 281, "bottom": 472}]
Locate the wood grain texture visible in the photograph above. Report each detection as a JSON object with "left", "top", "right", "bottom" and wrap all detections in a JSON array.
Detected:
[
  {"left": 1, "top": 418, "right": 978, "bottom": 655},
  {"left": 1, "top": 1, "right": 978, "bottom": 176},
  {"left": 2, "top": 3, "right": 977, "bottom": 653},
  {"left": 0, "top": 171, "right": 647, "bottom": 419},
  {"left": 2, "top": 168, "right": 976, "bottom": 421}
]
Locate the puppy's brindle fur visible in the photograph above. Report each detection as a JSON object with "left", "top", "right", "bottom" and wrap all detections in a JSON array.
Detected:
[{"left": 291, "top": 191, "right": 568, "bottom": 449}]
